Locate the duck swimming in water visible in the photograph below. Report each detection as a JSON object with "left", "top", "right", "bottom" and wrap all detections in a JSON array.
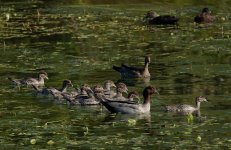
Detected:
[
  {"left": 63, "top": 84, "right": 102, "bottom": 105},
  {"left": 194, "top": 8, "right": 215, "bottom": 24},
  {"left": 113, "top": 56, "right": 151, "bottom": 79},
  {"left": 8, "top": 71, "right": 48, "bottom": 87},
  {"left": 165, "top": 96, "right": 207, "bottom": 114},
  {"left": 144, "top": 10, "right": 179, "bottom": 25},
  {"left": 95, "top": 86, "right": 158, "bottom": 114},
  {"left": 32, "top": 79, "right": 73, "bottom": 99}
]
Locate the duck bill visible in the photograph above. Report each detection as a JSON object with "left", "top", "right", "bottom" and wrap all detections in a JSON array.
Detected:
[{"left": 155, "top": 90, "right": 160, "bottom": 95}]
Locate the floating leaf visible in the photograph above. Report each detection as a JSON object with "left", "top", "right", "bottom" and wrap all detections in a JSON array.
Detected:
[
  {"left": 196, "top": 135, "right": 202, "bottom": 142},
  {"left": 187, "top": 113, "right": 194, "bottom": 124},
  {"left": 127, "top": 119, "right": 136, "bottom": 127},
  {"left": 83, "top": 126, "right": 89, "bottom": 136},
  {"left": 47, "top": 140, "right": 55, "bottom": 145},
  {"left": 30, "top": 139, "right": 36, "bottom": 145}
]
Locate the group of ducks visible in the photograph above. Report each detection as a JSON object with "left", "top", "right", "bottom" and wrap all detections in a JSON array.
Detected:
[
  {"left": 6, "top": 7, "right": 213, "bottom": 115},
  {"left": 144, "top": 7, "right": 215, "bottom": 25},
  {"left": 8, "top": 55, "right": 207, "bottom": 115}
]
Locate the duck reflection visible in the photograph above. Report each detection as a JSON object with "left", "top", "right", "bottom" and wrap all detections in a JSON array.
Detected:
[{"left": 102, "top": 113, "right": 151, "bottom": 125}]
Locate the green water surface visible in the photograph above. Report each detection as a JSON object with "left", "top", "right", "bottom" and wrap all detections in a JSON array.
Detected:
[{"left": 0, "top": 0, "right": 231, "bottom": 149}]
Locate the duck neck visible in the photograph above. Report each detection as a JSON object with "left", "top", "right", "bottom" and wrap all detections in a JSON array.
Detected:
[
  {"left": 60, "top": 84, "right": 68, "bottom": 92},
  {"left": 144, "top": 62, "right": 149, "bottom": 69},
  {"left": 104, "top": 84, "right": 110, "bottom": 91},
  {"left": 116, "top": 90, "right": 123, "bottom": 97},
  {"left": 143, "top": 62, "right": 150, "bottom": 77},
  {"left": 143, "top": 94, "right": 151, "bottom": 105},
  {"left": 38, "top": 76, "right": 45, "bottom": 83},
  {"left": 195, "top": 101, "right": 201, "bottom": 110}
]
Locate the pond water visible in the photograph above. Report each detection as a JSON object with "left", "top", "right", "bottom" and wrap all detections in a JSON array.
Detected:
[{"left": 0, "top": 0, "right": 231, "bottom": 149}]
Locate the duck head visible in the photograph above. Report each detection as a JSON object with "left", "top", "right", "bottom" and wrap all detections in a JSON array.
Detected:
[
  {"left": 143, "top": 86, "right": 158, "bottom": 100},
  {"left": 145, "top": 56, "right": 151, "bottom": 64},
  {"left": 145, "top": 10, "right": 160, "bottom": 19},
  {"left": 93, "top": 85, "right": 104, "bottom": 93},
  {"left": 196, "top": 96, "right": 207, "bottom": 103},
  {"left": 116, "top": 82, "right": 128, "bottom": 93},
  {"left": 63, "top": 79, "right": 73, "bottom": 87},
  {"left": 105, "top": 80, "right": 116, "bottom": 88},
  {"left": 128, "top": 91, "right": 140, "bottom": 101},
  {"left": 202, "top": 7, "right": 211, "bottom": 14},
  {"left": 39, "top": 71, "right": 48, "bottom": 80}
]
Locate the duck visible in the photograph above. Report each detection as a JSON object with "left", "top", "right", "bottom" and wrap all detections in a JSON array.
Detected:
[
  {"left": 112, "top": 82, "right": 128, "bottom": 101},
  {"left": 23, "top": 71, "right": 48, "bottom": 86},
  {"left": 165, "top": 96, "right": 207, "bottom": 114},
  {"left": 62, "top": 84, "right": 90, "bottom": 102},
  {"left": 32, "top": 79, "right": 73, "bottom": 98},
  {"left": 8, "top": 71, "right": 48, "bottom": 87},
  {"left": 103, "top": 80, "right": 117, "bottom": 98},
  {"left": 63, "top": 85, "right": 101, "bottom": 105},
  {"left": 194, "top": 8, "right": 215, "bottom": 24},
  {"left": 113, "top": 56, "right": 151, "bottom": 78},
  {"left": 144, "top": 10, "right": 179, "bottom": 25},
  {"left": 95, "top": 86, "right": 158, "bottom": 114}
]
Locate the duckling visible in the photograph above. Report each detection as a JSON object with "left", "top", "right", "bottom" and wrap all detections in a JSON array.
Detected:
[
  {"left": 64, "top": 85, "right": 101, "bottom": 105},
  {"left": 95, "top": 86, "right": 158, "bottom": 114},
  {"left": 62, "top": 84, "right": 90, "bottom": 102},
  {"left": 22, "top": 71, "right": 48, "bottom": 86},
  {"left": 49, "top": 80, "right": 73, "bottom": 100},
  {"left": 32, "top": 79, "right": 73, "bottom": 98},
  {"left": 8, "top": 71, "right": 48, "bottom": 87},
  {"left": 165, "top": 96, "right": 207, "bottom": 114},
  {"left": 127, "top": 91, "right": 140, "bottom": 102},
  {"left": 194, "top": 8, "right": 215, "bottom": 24},
  {"left": 113, "top": 56, "right": 151, "bottom": 78},
  {"left": 144, "top": 10, "right": 179, "bottom": 25},
  {"left": 112, "top": 82, "right": 128, "bottom": 101},
  {"left": 103, "top": 80, "right": 116, "bottom": 98}
]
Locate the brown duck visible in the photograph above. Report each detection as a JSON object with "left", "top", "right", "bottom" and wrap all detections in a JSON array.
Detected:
[
  {"left": 194, "top": 8, "right": 215, "bottom": 24},
  {"left": 113, "top": 56, "right": 151, "bottom": 78}
]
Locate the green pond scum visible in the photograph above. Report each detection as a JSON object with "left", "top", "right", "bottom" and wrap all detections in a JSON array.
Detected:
[{"left": 0, "top": 0, "right": 231, "bottom": 149}]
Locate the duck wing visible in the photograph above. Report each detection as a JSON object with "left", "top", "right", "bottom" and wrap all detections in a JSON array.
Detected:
[
  {"left": 121, "top": 64, "right": 144, "bottom": 72},
  {"left": 165, "top": 104, "right": 196, "bottom": 113},
  {"left": 194, "top": 15, "right": 203, "bottom": 23},
  {"left": 49, "top": 88, "right": 60, "bottom": 94},
  {"left": 150, "top": 15, "right": 179, "bottom": 25},
  {"left": 101, "top": 100, "right": 140, "bottom": 114},
  {"left": 23, "top": 77, "right": 38, "bottom": 85},
  {"left": 79, "top": 97, "right": 100, "bottom": 105},
  {"left": 62, "top": 93, "right": 81, "bottom": 105}
]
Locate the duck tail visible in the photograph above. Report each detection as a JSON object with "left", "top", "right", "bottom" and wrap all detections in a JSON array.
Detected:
[
  {"left": 7, "top": 77, "right": 14, "bottom": 81},
  {"left": 113, "top": 65, "right": 121, "bottom": 72}
]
